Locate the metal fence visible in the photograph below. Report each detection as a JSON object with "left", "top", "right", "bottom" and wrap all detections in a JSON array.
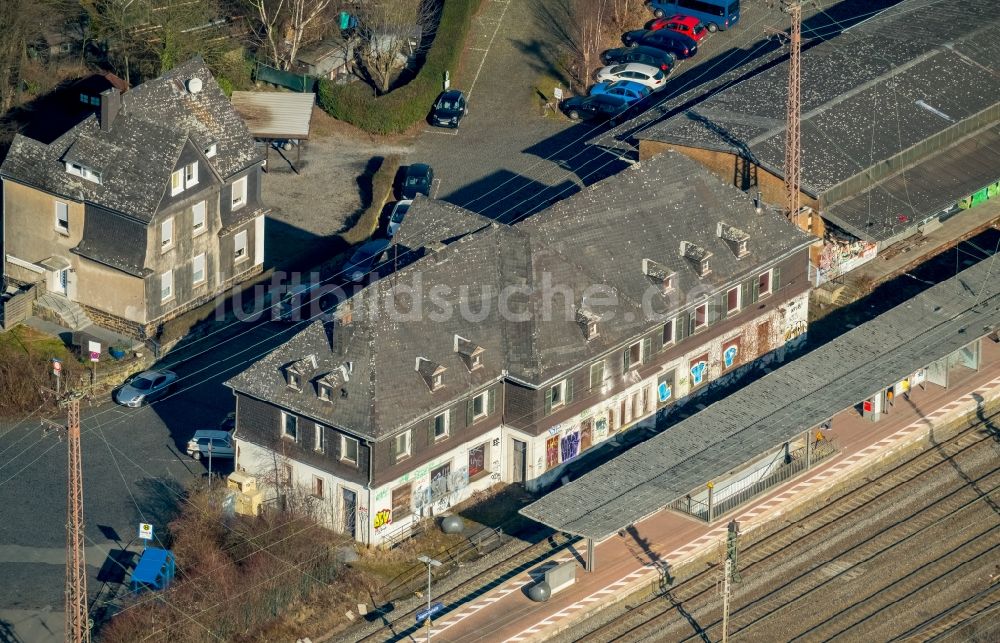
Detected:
[
  {"left": 670, "top": 438, "right": 838, "bottom": 522},
  {"left": 254, "top": 61, "right": 317, "bottom": 92}
]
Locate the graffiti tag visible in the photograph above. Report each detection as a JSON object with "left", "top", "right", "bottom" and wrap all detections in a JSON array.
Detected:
[
  {"left": 723, "top": 345, "right": 738, "bottom": 369},
  {"left": 690, "top": 360, "right": 708, "bottom": 386},
  {"left": 373, "top": 509, "right": 392, "bottom": 531}
]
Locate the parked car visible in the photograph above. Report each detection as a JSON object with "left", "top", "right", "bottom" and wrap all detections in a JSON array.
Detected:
[
  {"left": 559, "top": 94, "right": 631, "bottom": 122},
  {"left": 593, "top": 62, "right": 667, "bottom": 91},
  {"left": 387, "top": 199, "right": 413, "bottom": 237},
  {"left": 590, "top": 80, "right": 652, "bottom": 105},
  {"left": 600, "top": 46, "right": 675, "bottom": 73},
  {"left": 186, "top": 430, "right": 235, "bottom": 461},
  {"left": 429, "top": 90, "right": 468, "bottom": 128},
  {"left": 623, "top": 28, "right": 699, "bottom": 59},
  {"left": 646, "top": 0, "right": 740, "bottom": 32},
  {"left": 113, "top": 370, "right": 178, "bottom": 407},
  {"left": 345, "top": 238, "right": 392, "bottom": 282},
  {"left": 648, "top": 14, "right": 708, "bottom": 41},
  {"left": 400, "top": 163, "right": 434, "bottom": 199}
]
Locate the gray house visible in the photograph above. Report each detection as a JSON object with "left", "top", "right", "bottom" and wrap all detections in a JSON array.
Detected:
[
  {"left": 226, "top": 152, "right": 816, "bottom": 545},
  {"left": 1, "top": 58, "right": 267, "bottom": 338}
]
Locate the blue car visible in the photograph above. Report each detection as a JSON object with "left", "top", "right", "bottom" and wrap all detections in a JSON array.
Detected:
[{"left": 590, "top": 80, "right": 652, "bottom": 105}]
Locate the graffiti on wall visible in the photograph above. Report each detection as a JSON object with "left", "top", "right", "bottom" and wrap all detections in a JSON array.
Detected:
[
  {"left": 817, "top": 238, "right": 877, "bottom": 283},
  {"left": 545, "top": 435, "right": 559, "bottom": 470},
  {"left": 959, "top": 180, "right": 1000, "bottom": 210},
  {"left": 690, "top": 356, "right": 708, "bottom": 387},
  {"left": 560, "top": 431, "right": 580, "bottom": 463},
  {"left": 594, "top": 416, "right": 609, "bottom": 442},
  {"left": 373, "top": 509, "right": 392, "bottom": 531},
  {"left": 412, "top": 465, "right": 470, "bottom": 513}
]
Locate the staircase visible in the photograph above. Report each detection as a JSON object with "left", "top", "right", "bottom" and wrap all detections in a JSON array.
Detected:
[{"left": 35, "top": 293, "right": 92, "bottom": 331}]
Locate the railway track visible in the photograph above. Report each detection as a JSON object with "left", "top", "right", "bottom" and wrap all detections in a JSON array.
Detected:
[
  {"left": 355, "top": 531, "right": 580, "bottom": 642},
  {"left": 574, "top": 411, "right": 1000, "bottom": 643}
]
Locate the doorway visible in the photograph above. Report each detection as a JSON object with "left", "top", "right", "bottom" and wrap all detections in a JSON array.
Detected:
[
  {"left": 511, "top": 439, "right": 527, "bottom": 484},
  {"left": 341, "top": 488, "right": 357, "bottom": 537}
]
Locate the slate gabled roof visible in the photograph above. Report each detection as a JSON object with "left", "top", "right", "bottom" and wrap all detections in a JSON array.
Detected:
[
  {"left": 0, "top": 57, "right": 261, "bottom": 224},
  {"left": 638, "top": 0, "right": 1000, "bottom": 200},
  {"left": 227, "top": 152, "right": 815, "bottom": 439}
]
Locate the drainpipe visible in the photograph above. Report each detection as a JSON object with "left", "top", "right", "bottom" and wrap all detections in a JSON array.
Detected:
[{"left": 365, "top": 438, "right": 373, "bottom": 547}]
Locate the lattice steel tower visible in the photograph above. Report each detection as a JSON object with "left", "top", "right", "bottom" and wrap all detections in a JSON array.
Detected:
[
  {"left": 65, "top": 396, "right": 90, "bottom": 642},
  {"left": 782, "top": 1, "right": 803, "bottom": 224}
]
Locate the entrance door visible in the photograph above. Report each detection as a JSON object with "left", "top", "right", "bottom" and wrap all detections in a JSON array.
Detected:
[
  {"left": 512, "top": 440, "right": 527, "bottom": 484},
  {"left": 51, "top": 268, "right": 68, "bottom": 295},
  {"left": 341, "top": 488, "right": 357, "bottom": 537}
]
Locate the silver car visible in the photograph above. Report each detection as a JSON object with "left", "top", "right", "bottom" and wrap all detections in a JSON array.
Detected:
[
  {"left": 186, "top": 430, "right": 235, "bottom": 460},
  {"left": 113, "top": 369, "right": 178, "bottom": 407}
]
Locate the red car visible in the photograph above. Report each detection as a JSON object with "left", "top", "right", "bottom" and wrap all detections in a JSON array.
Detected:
[{"left": 648, "top": 14, "right": 708, "bottom": 42}]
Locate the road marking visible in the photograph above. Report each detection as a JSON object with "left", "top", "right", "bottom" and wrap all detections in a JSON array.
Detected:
[
  {"left": 466, "top": 0, "right": 513, "bottom": 99},
  {"left": 431, "top": 177, "right": 442, "bottom": 199},
  {"left": 422, "top": 128, "right": 460, "bottom": 136}
]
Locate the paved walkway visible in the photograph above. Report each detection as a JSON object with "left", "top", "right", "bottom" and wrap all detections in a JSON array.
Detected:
[{"left": 425, "top": 339, "right": 1000, "bottom": 642}]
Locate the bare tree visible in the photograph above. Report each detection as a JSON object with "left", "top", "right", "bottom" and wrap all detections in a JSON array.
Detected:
[
  {"left": 244, "top": 0, "right": 333, "bottom": 70},
  {"left": 566, "top": 0, "right": 608, "bottom": 88},
  {"left": 0, "top": 0, "right": 54, "bottom": 112},
  {"left": 609, "top": 0, "right": 645, "bottom": 30},
  {"left": 354, "top": 0, "right": 434, "bottom": 94}
]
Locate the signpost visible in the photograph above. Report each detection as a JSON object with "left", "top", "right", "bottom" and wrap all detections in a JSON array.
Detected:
[
  {"left": 88, "top": 341, "right": 101, "bottom": 386},
  {"left": 52, "top": 358, "right": 63, "bottom": 395},
  {"left": 139, "top": 522, "right": 153, "bottom": 549},
  {"left": 444, "top": 70, "right": 450, "bottom": 91},
  {"left": 415, "top": 601, "right": 444, "bottom": 625},
  {"left": 553, "top": 87, "right": 563, "bottom": 101}
]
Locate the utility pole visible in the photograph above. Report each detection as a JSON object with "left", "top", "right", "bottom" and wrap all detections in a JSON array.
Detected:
[
  {"left": 43, "top": 392, "right": 90, "bottom": 643},
  {"left": 720, "top": 520, "right": 741, "bottom": 643},
  {"left": 781, "top": 0, "right": 803, "bottom": 226},
  {"left": 417, "top": 555, "right": 442, "bottom": 642}
]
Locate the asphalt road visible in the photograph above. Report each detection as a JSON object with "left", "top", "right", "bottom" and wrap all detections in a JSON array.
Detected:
[{"left": 0, "top": 319, "right": 300, "bottom": 642}]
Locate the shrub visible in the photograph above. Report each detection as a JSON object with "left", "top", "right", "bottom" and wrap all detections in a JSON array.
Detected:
[
  {"left": 340, "top": 154, "right": 401, "bottom": 245},
  {"left": 318, "top": 0, "right": 483, "bottom": 134}
]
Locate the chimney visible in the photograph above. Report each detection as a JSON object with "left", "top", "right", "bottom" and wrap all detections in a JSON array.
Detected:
[{"left": 99, "top": 88, "right": 121, "bottom": 132}]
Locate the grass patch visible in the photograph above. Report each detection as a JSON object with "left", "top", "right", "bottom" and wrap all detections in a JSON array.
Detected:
[
  {"left": 340, "top": 154, "right": 401, "bottom": 246},
  {"left": 0, "top": 326, "right": 82, "bottom": 416},
  {"left": 317, "top": 0, "right": 484, "bottom": 135}
]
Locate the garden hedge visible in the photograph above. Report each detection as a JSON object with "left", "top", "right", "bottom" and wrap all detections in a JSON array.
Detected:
[{"left": 318, "top": 0, "right": 482, "bottom": 134}]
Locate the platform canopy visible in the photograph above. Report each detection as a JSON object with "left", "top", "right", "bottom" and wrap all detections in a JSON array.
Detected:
[
  {"left": 520, "top": 259, "right": 1000, "bottom": 542},
  {"left": 230, "top": 91, "right": 315, "bottom": 140}
]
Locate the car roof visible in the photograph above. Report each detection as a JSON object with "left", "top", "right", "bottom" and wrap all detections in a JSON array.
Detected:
[
  {"left": 632, "top": 46, "right": 671, "bottom": 58},
  {"left": 648, "top": 29, "right": 695, "bottom": 44},
  {"left": 394, "top": 199, "right": 413, "bottom": 209},
  {"left": 140, "top": 369, "right": 175, "bottom": 378},
  {"left": 614, "top": 62, "right": 660, "bottom": 74},
  {"left": 606, "top": 80, "right": 648, "bottom": 91},
  {"left": 192, "top": 429, "right": 231, "bottom": 439},
  {"left": 440, "top": 90, "right": 464, "bottom": 100},
  {"left": 667, "top": 14, "right": 701, "bottom": 25},
  {"left": 591, "top": 94, "right": 628, "bottom": 104}
]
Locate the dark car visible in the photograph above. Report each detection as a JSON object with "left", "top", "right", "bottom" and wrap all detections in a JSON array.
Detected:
[
  {"left": 344, "top": 238, "right": 392, "bottom": 282},
  {"left": 623, "top": 28, "right": 698, "bottom": 59},
  {"left": 400, "top": 163, "right": 434, "bottom": 199},
  {"left": 429, "top": 90, "right": 468, "bottom": 128},
  {"left": 600, "top": 45, "right": 675, "bottom": 72},
  {"left": 559, "top": 94, "right": 631, "bottom": 122}
]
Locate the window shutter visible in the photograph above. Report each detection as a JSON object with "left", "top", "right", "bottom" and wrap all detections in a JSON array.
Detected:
[
  {"left": 451, "top": 408, "right": 457, "bottom": 432},
  {"left": 676, "top": 313, "right": 687, "bottom": 341},
  {"left": 488, "top": 387, "right": 496, "bottom": 415},
  {"left": 388, "top": 434, "right": 396, "bottom": 460},
  {"left": 566, "top": 376, "right": 575, "bottom": 403},
  {"left": 717, "top": 293, "right": 727, "bottom": 321},
  {"left": 467, "top": 399, "right": 475, "bottom": 425},
  {"left": 751, "top": 277, "right": 760, "bottom": 303},
  {"left": 591, "top": 362, "right": 604, "bottom": 389},
  {"left": 742, "top": 280, "right": 751, "bottom": 307},
  {"left": 642, "top": 337, "right": 652, "bottom": 363},
  {"left": 689, "top": 310, "right": 697, "bottom": 332},
  {"left": 544, "top": 387, "right": 553, "bottom": 415},
  {"left": 773, "top": 266, "right": 782, "bottom": 291}
]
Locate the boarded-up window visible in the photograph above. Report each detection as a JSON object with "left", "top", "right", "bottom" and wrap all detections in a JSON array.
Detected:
[
  {"left": 545, "top": 435, "right": 559, "bottom": 470},
  {"left": 392, "top": 484, "right": 412, "bottom": 520},
  {"left": 722, "top": 336, "right": 742, "bottom": 371},
  {"left": 469, "top": 443, "right": 486, "bottom": 478},
  {"left": 580, "top": 419, "right": 593, "bottom": 451}
]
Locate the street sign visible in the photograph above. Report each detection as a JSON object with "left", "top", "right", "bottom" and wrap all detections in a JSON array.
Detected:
[
  {"left": 139, "top": 523, "right": 154, "bottom": 541},
  {"left": 52, "top": 358, "right": 62, "bottom": 374},
  {"left": 415, "top": 601, "right": 444, "bottom": 624},
  {"left": 444, "top": 70, "right": 450, "bottom": 90},
  {"left": 553, "top": 87, "right": 564, "bottom": 100},
  {"left": 88, "top": 341, "right": 101, "bottom": 362}
]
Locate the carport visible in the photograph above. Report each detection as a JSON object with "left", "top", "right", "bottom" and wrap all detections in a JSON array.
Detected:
[
  {"left": 519, "top": 257, "right": 1000, "bottom": 573},
  {"left": 230, "top": 91, "right": 315, "bottom": 172}
]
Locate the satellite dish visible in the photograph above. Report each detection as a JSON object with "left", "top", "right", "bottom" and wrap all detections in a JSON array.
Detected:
[{"left": 187, "top": 77, "right": 203, "bottom": 94}]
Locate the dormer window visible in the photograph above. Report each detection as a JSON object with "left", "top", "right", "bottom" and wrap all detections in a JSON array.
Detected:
[
  {"left": 454, "top": 335, "right": 484, "bottom": 372},
  {"left": 318, "top": 383, "right": 332, "bottom": 401},
  {"left": 205, "top": 143, "right": 217, "bottom": 158},
  {"left": 680, "top": 242, "right": 712, "bottom": 277},
  {"left": 718, "top": 222, "right": 750, "bottom": 258},
  {"left": 416, "top": 357, "right": 446, "bottom": 392},
  {"left": 65, "top": 162, "right": 102, "bottom": 184},
  {"left": 285, "top": 355, "right": 317, "bottom": 391},
  {"left": 577, "top": 308, "right": 601, "bottom": 340},
  {"left": 642, "top": 258, "right": 675, "bottom": 294},
  {"left": 287, "top": 372, "right": 301, "bottom": 390}
]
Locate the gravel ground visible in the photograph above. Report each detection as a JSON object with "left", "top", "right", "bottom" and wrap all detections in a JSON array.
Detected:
[{"left": 261, "top": 109, "right": 413, "bottom": 272}]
